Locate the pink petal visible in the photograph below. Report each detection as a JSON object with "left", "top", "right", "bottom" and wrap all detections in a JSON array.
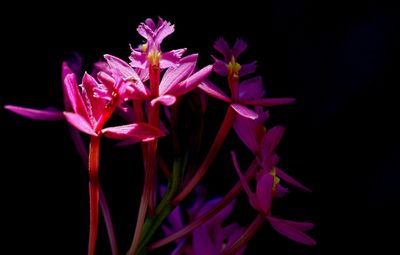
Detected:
[
  {"left": 5, "top": 105, "right": 64, "bottom": 121},
  {"left": 213, "top": 37, "right": 231, "bottom": 61},
  {"left": 239, "top": 61, "right": 257, "bottom": 76},
  {"left": 268, "top": 216, "right": 316, "bottom": 246},
  {"left": 129, "top": 47, "right": 147, "bottom": 69},
  {"left": 238, "top": 76, "right": 265, "bottom": 100},
  {"left": 150, "top": 95, "right": 177, "bottom": 107},
  {"left": 256, "top": 173, "right": 274, "bottom": 214},
  {"left": 91, "top": 60, "right": 112, "bottom": 77},
  {"left": 160, "top": 48, "right": 187, "bottom": 69},
  {"left": 154, "top": 19, "right": 175, "bottom": 46},
  {"left": 169, "top": 65, "right": 213, "bottom": 97},
  {"left": 242, "top": 97, "right": 296, "bottom": 107},
  {"left": 233, "top": 115, "right": 258, "bottom": 154},
  {"left": 63, "top": 112, "right": 96, "bottom": 136},
  {"left": 212, "top": 56, "right": 228, "bottom": 76},
  {"left": 232, "top": 38, "right": 248, "bottom": 58},
  {"left": 198, "top": 80, "right": 231, "bottom": 103},
  {"left": 262, "top": 126, "right": 286, "bottom": 153},
  {"left": 63, "top": 73, "right": 90, "bottom": 122},
  {"left": 97, "top": 72, "right": 115, "bottom": 91},
  {"left": 276, "top": 167, "right": 311, "bottom": 192},
  {"left": 231, "top": 104, "right": 259, "bottom": 120},
  {"left": 102, "top": 123, "right": 164, "bottom": 141},
  {"left": 270, "top": 217, "right": 314, "bottom": 232},
  {"left": 82, "top": 72, "right": 106, "bottom": 120},
  {"left": 159, "top": 54, "right": 197, "bottom": 95}
]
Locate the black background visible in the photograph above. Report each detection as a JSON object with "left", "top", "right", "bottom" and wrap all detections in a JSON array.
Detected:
[{"left": 2, "top": 0, "right": 400, "bottom": 254}]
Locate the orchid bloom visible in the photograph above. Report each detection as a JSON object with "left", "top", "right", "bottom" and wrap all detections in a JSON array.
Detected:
[
  {"left": 129, "top": 17, "right": 186, "bottom": 70},
  {"left": 198, "top": 38, "right": 295, "bottom": 120},
  {"left": 163, "top": 188, "right": 245, "bottom": 255},
  {"left": 234, "top": 113, "right": 311, "bottom": 192},
  {"left": 103, "top": 54, "right": 213, "bottom": 107},
  {"left": 231, "top": 152, "right": 315, "bottom": 246}
]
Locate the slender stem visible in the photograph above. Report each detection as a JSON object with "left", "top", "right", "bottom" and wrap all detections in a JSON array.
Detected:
[
  {"left": 99, "top": 189, "right": 119, "bottom": 255},
  {"left": 222, "top": 214, "right": 265, "bottom": 255},
  {"left": 149, "top": 159, "right": 258, "bottom": 251},
  {"left": 172, "top": 106, "right": 236, "bottom": 205},
  {"left": 69, "top": 127, "right": 118, "bottom": 255},
  {"left": 88, "top": 135, "right": 101, "bottom": 255}
]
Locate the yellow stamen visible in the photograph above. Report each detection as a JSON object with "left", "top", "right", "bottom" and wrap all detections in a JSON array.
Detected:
[
  {"left": 227, "top": 57, "right": 241, "bottom": 78},
  {"left": 141, "top": 43, "right": 148, "bottom": 53}
]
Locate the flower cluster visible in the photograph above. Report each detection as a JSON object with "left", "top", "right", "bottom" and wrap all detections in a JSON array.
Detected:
[{"left": 5, "top": 17, "right": 315, "bottom": 255}]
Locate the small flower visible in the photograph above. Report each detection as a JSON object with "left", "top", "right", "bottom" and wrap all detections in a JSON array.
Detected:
[{"left": 130, "top": 17, "right": 186, "bottom": 70}]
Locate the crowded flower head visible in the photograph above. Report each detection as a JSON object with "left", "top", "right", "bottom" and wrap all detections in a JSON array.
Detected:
[{"left": 5, "top": 17, "right": 315, "bottom": 255}]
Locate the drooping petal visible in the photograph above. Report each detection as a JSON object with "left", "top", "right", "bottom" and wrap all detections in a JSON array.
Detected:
[
  {"left": 276, "top": 167, "right": 311, "bottom": 192},
  {"left": 150, "top": 95, "right": 177, "bottom": 107},
  {"left": 64, "top": 112, "right": 96, "bottom": 136},
  {"left": 267, "top": 216, "right": 316, "bottom": 246},
  {"left": 213, "top": 37, "right": 231, "bottom": 61},
  {"left": 233, "top": 116, "right": 258, "bottom": 154},
  {"left": 5, "top": 105, "right": 64, "bottom": 121},
  {"left": 198, "top": 80, "right": 231, "bottom": 103},
  {"left": 256, "top": 173, "right": 274, "bottom": 214},
  {"left": 91, "top": 60, "right": 112, "bottom": 77},
  {"left": 231, "top": 104, "right": 259, "bottom": 120},
  {"left": 64, "top": 73, "right": 91, "bottom": 122},
  {"left": 159, "top": 54, "right": 197, "bottom": 95},
  {"left": 168, "top": 65, "right": 213, "bottom": 97},
  {"left": 160, "top": 48, "right": 187, "bottom": 69},
  {"left": 242, "top": 97, "right": 296, "bottom": 107},
  {"left": 102, "top": 123, "right": 164, "bottom": 141},
  {"left": 238, "top": 76, "right": 265, "bottom": 100},
  {"left": 239, "top": 61, "right": 257, "bottom": 76},
  {"left": 270, "top": 217, "right": 314, "bottom": 232},
  {"left": 212, "top": 56, "right": 228, "bottom": 76},
  {"left": 232, "top": 38, "right": 248, "bottom": 58},
  {"left": 261, "top": 126, "right": 286, "bottom": 153}
]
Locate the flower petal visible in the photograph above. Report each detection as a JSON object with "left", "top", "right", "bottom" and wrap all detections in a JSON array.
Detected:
[
  {"left": 82, "top": 72, "right": 106, "bottom": 120},
  {"left": 214, "top": 37, "right": 231, "bottom": 61},
  {"left": 154, "top": 18, "right": 175, "bottom": 46},
  {"left": 262, "top": 126, "right": 286, "bottom": 153},
  {"left": 198, "top": 80, "right": 231, "bottom": 102},
  {"left": 102, "top": 123, "right": 164, "bottom": 141},
  {"left": 169, "top": 65, "right": 213, "bottom": 97},
  {"left": 193, "top": 226, "right": 216, "bottom": 255},
  {"left": 268, "top": 216, "right": 316, "bottom": 246},
  {"left": 238, "top": 76, "right": 265, "bottom": 100},
  {"left": 64, "top": 112, "right": 96, "bottom": 136},
  {"left": 256, "top": 173, "right": 274, "bottom": 214},
  {"left": 231, "top": 104, "right": 259, "bottom": 120},
  {"left": 233, "top": 115, "right": 258, "bottom": 154},
  {"left": 63, "top": 73, "right": 91, "bottom": 122},
  {"left": 5, "top": 105, "right": 64, "bottom": 121},
  {"left": 129, "top": 46, "right": 147, "bottom": 69},
  {"left": 160, "top": 48, "right": 187, "bottom": 69},
  {"left": 276, "top": 167, "right": 311, "bottom": 192},
  {"left": 159, "top": 54, "right": 197, "bottom": 95},
  {"left": 242, "top": 97, "right": 296, "bottom": 107},
  {"left": 239, "top": 61, "right": 257, "bottom": 76},
  {"left": 232, "top": 38, "right": 248, "bottom": 58},
  {"left": 212, "top": 56, "right": 228, "bottom": 76},
  {"left": 150, "top": 95, "right": 177, "bottom": 107}
]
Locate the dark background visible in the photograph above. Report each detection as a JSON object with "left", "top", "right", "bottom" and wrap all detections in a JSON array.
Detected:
[{"left": 2, "top": 0, "right": 399, "bottom": 254}]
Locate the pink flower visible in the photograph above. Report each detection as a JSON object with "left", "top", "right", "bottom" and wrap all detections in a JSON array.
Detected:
[
  {"left": 198, "top": 38, "right": 295, "bottom": 120},
  {"left": 129, "top": 17, "right": 186, "bottom": 70},
  {"left": 231, "top": 152, "right": 315, "bottom": 246}
]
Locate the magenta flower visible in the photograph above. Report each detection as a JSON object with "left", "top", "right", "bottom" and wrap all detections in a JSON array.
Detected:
[
  {"left": 129, "top": 17, "right": 186, "bottom": 70},
  {"left": 103, "top": 54, "right": 213, "bottom": 107},
  {"left": 163, "top": 188, "right": 245, "bottom": 255},
  {"left": 231, "top": 152, "right": 315, "bottom": 246},
  {"left": 234, "top": 113, "right": 311, "bottom": 192},
  {"left": 198, "top": 38, "right": 295, "bottom": 120}
]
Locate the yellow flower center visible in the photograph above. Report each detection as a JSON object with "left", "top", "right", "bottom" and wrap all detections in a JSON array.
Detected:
[
  {"left": 148, "top": 47, "right": 161, "bottom": 67},
  {"left": 270, "top": 167, "right": 280, "bottom": 195},
  {"left": 227, "top": 57, "right": 241, "bottom": 78}
]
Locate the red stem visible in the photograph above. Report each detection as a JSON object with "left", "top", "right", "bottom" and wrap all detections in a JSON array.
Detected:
[
  {"left": 149, "top": 159, "right": 258, "bottom": 251},
  {"left": 172, "top": 106, "right": 236, "bottom": 205},
  {"left": 88, "top": 135, "right": 101, "bottom": 255}
]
